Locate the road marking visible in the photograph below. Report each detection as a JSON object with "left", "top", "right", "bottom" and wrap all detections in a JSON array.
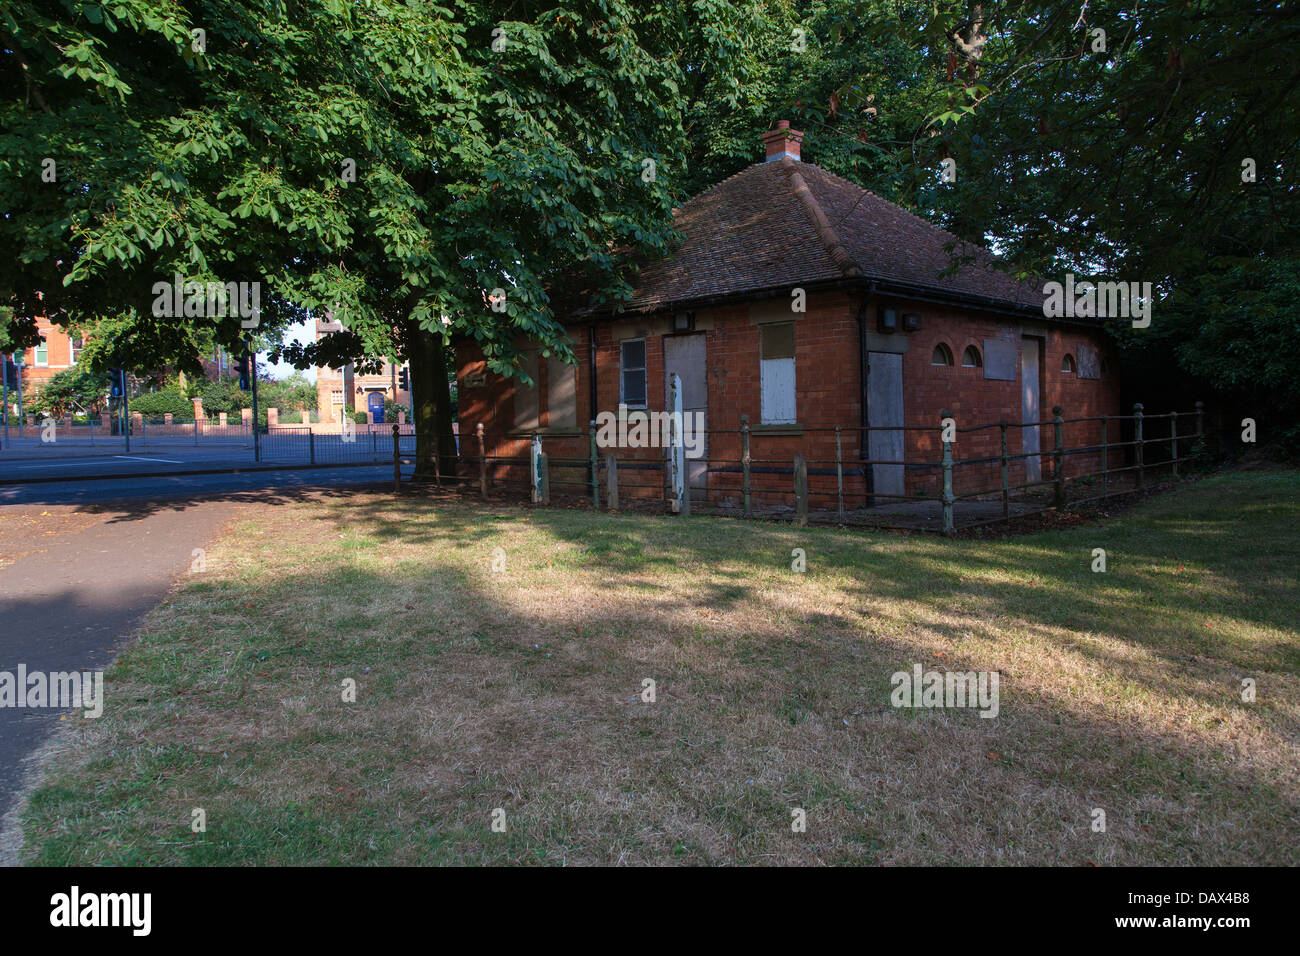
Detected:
[{"left": 114, "top": 456, "right": 184, "bottom": 463}]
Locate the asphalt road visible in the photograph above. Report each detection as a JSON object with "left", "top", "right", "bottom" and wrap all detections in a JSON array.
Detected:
[{"left": 0, "top": 463, "right": 407, "bottom": 828}]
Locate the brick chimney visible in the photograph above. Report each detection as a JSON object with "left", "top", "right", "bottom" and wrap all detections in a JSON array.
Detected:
[{"left": 761, "top": 120, "right": 803, "bottom": 162}]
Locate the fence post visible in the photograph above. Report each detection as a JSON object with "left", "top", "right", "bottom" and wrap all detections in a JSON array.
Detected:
[
  {"left": 589, "top": 421, "right": 600, "bottom": 511},
  {"left": 793, "top": 454, "right": 808, "bottom": 527},
  {"left": 940, "top": 409, "right": 955, "bottom": 536},
  {"left": 606, "top": 453, "right": 619, "bottom": 512},
  {"left": 309, "top": 428, "right": 315, "bottom": 465},
  {"left": 530, "top": 434, "right": 542, "bottom": 504},
  {"left": 194, "top": 417, "right": 199, "bottom": 446},
  {"left": 1170, "top": 410, "right": 1179, "bottom": 478},
  {"left": 740, "top": 414, "right": 751, "bottom": 519},
  {"left": 432, "top": 427, "right": 441, "bottom": 486},
  {"left": 392, "top": 424, "right": 401, "bottom": 494},
  {"left": 999, "top": 420, "right": 1009, "bottom": 519},
  {"left": 141, "top": 416, "right": 147, "bottom": 446},
  {"left": 540, "top": 451, "right": 551, "bottom": 505},
  {"left": 1134, "top": 403, "right": 1145, "bottom": 489},
  {"left": 1052, "top": 406, "right": 1065, "bottom": 506},
  {"left": 835, "top": 424, "right": 845, "bottom": 524},
  {"left": 1195, "top": 401, "right": 1205, "bottom": 443},
  {"left": 477, "top": 423, "right": 488, "bottom": 499},
  {"left": 1100, "top": 415, "right": 1109, "bottom": 501}
]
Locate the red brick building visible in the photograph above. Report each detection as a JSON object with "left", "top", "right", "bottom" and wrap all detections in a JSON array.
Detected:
[
  {"left": 456, "top": 123, "right": 1120, "bottom": 506},
  {"left": 313, "top": 316, "right": 411, "bottom": 422}
]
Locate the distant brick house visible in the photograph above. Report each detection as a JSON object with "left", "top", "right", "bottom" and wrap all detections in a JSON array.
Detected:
[
  {"left": 456, "top": 122, "right": 1120, "bottom": 504},
  {"left": 313, "top": 316, "right": 411, "bottom": 422}
]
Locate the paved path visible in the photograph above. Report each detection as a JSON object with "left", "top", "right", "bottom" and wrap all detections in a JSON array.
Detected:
[
  {"left": 0, "top": 500, "right": 239, "bottom": 824},
  {"left": 0, "top": 464, "right": 406, "bottom": 826}
]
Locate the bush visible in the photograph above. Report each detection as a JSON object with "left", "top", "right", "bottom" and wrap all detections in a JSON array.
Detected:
[{"left": 131, "top": 387, "right": 193, "bottom": 418}]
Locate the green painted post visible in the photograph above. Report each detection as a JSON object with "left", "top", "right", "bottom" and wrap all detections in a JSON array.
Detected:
[
  {"left": 1134, "top": 403, "right": 1145, "bottom": 489},
  {"left": 1052, "top": 406, "right": 1065, "bottom": 506},
  {"left": 1170, "top": 410, "right": 1179, "bottom": 478},
  {"left": 1100, "top": 415, "right": 1108, "bottom": 500},
  {"left": 477, "top": 423, "right": 487, "bottom": 499},
  {"left": 606, "top": 454, "right": 619, "bottom": 511},
  {"left": 835, "top": 424, "right": 845, "bottom": 524},
  {"left": 589, "top": 421, "right": 600, "bottom": 510},
  {"left": 793, "top": 454, "right": 808, "bottom": 527},
  {"left": 999, "top": 420, "right": 1009, "bottom": 519},
  {"left": 940, "top": 409, "right": 955, "bottom": 535},
  {"left": 741, "top": 414, "right": 751, "bottom": 519}
]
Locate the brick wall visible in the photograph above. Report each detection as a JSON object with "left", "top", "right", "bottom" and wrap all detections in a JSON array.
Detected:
[{"left": 456, "top": 290, "right": 1122, "bottom": 505}]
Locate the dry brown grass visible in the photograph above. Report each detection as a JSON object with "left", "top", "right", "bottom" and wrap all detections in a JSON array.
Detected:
[{"left": 18, "top": 470, "right": 1300, "bottom": 865}]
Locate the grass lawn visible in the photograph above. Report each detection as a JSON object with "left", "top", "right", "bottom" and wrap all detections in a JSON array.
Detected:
[{"left": 18, "top": 470, "right": 1300, "bottom": 865}]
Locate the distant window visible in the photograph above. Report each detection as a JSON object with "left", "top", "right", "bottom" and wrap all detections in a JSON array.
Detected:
[
  {"left": 546, "top": 357, "right": 577, "bottom": 429},
  {"left": 961, "top": 345, "right": 982, "bottom": 368},
  {"left": 760, "top": 322, "right": 796, "bottom": 424},
  {"left": 513, "top": 349, "right": 540, "bottom": 430},
  {"left": 931, "top": 343, "right": 954, "bottom": 366},
  {"left": 1062, "top": 353, "right": 1076, "bottom": 374},
  {"left": 620, "top": 339, "right": 647, "bottom": 408},
  {"left": 34, "top": 340, "right": 48, "bottom": 366},
  {"left": 69, "top": 337, "right": 83, "bottom": 365}
]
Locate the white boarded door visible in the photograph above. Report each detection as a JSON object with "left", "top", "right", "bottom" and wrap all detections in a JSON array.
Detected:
[
  {"left": 867, "top": 351, "right": 905, "bottom": 499},
  {"left": 1021, "top": 337, "right": 1041, "bottom": 484},
  {"left": 663, "top": 334, "right": 707, "bottom": 498}
]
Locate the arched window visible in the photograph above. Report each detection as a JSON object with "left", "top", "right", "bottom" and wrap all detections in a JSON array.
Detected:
[
  {"left": 1061, "top": 353, "right": 1076, "bottom": 374},
  {"left": 931, "top": 343, "right": 954, "bottom": 366},
  {"left": 961, "top": 345, "right": 982, "bottom": 368}
]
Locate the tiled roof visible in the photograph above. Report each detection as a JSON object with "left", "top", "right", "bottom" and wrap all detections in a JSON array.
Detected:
[{"left": 608, "top": 159, "right": 1042, "bottom": 314}]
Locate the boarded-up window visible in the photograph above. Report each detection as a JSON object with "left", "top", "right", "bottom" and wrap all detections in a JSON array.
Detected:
[
  {"left": 983, "top": 338, "right": 1017, "bottom": 381},
  {"left": 1076, "top": 344, "right": 1101, "bottom": 380},
  {"left": 513, "top": 349, "right": 540, "bottom": 431},
  {"left": 760, "top": 322, "right": 796, "bottom": 424},
  {"left": 620, "top": 339, "right": 647, "bottom": 407},
  {"left": 547, "top": 357, "right": 577, "bottom": 428}
]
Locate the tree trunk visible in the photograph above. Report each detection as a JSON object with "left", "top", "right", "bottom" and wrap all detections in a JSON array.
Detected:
[{"left": 407, "top": 328, "right": 458, "bottom": 479}]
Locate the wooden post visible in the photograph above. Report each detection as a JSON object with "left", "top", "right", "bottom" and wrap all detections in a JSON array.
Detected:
[
  {"left": 793, "top": 454, "right": 808, "bottom": 527},
  {"left": 540, "top": 451, "right": 551, "bottom": 505},
  {"left": 477, "top": 422, "right": 488, "bottom": 499},
  {"left": 589, "top": 421, "right": 600, "bottom": 510},
  {"left": 999, "top": 420, "right": 1009, "bottom": 519},
  {"left": 1100, "top": 415, "right": 1109, "bottom": 500},
  {"left": 606, "top": 453, "right": 619, "bottom": 512},
  {"left": 1052, "top": 406, "right": 1065, "bottom": 506},
  {"left": 1195, "top": 401, "right": 1205, "bottom": 443},
  {"left": 1134, "top": 404, "right": 1145, "bottom": 489},
  {"left": 392, "top": 424, "right": 401, "bottom": 494},
  {"left": 940, "top": 409, "right": 955, "bottom": 536},
  {"left": 1170, "top": 410, "right": 1179, "bottom": 478},
  {"left": 834, "top": 424, "right": 845, "bottom": 524},
  {"left": 741, "top": 414, "right": 751, "bottom": 519}
]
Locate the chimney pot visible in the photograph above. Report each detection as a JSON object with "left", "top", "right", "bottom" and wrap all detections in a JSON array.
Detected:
[{"left": 761, "top": 121, "right": 803, "bottom": 162}]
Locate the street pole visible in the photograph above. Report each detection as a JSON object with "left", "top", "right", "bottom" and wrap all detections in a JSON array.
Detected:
[
  {"left": 247, "top": 335, "right": 261, "bottom": 463},
  {"left": 14, "top": 358, "right": 23, "bottom": 436},
  {"left": 123, "top": 373, "right": 130, "bottom": 453},
  {"left": 2, "top": 354, "right": 10, "bottom": 449}
]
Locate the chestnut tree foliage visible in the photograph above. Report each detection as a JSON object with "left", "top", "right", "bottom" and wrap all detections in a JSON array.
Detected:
[{"left": 2, "top": 0, "right": 752, "bottom": 474}]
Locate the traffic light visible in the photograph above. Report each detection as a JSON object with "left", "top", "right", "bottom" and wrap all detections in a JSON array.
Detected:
[
  {"left": 398, "top": 366, "right": 409, "bottom": 391},
  {"left": 237, "top": 353, "right": 251, "bottom": 391},
  {"left": 109, "top": 369, "right": 126, "bottom": 399}
]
